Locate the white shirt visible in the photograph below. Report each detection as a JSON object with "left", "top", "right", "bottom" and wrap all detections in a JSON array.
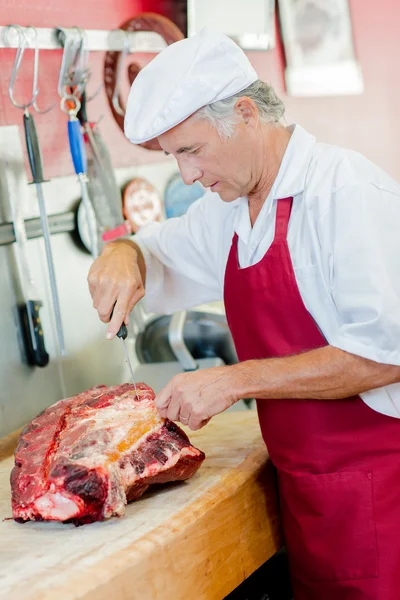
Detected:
[{"left": 135, "top": 124, "right": 400, "bottom": 418}]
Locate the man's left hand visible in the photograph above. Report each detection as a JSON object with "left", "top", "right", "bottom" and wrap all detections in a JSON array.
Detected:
[{"left": 154, "top": 365, "right": 242, "bottom": 430}]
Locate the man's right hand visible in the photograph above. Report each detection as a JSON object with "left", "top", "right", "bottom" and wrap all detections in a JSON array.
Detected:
[{"left": 87, "top": 240, "right": 146, "bottom": 339}]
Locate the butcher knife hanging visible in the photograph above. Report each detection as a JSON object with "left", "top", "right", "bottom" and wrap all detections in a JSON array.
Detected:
[{"left": 0, "top": 126, "right": 49, "bottom": 367}]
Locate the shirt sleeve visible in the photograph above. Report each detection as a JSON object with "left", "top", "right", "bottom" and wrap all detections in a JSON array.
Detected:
[
  {"left": 323, "top": 182, "right": 400, "bottom": 365},
  {"left": 133, "top": 193, "right": 224, "bottom": 314}
]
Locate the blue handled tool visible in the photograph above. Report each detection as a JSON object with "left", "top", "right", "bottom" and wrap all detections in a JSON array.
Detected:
[
  {"left": 57, "top": 28, "right": 99, "bottom": 259},
  {"left": 62, "top": 94, "right": 99, "bottom": 259}
]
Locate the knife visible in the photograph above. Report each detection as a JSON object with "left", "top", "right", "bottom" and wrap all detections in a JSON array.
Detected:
[
  {"left": 0, "top": 129, "right": 50, "bottom": 367},
  {"left": 24, "top": 110, "right": 65, "bottom": 357},
  {"left": 116, "top": 320, "right": 140, "bottom": 401}
]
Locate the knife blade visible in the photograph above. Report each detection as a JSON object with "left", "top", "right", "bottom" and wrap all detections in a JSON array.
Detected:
[{"left": 116, "top": 321, "right": 139, "bottom": 400}]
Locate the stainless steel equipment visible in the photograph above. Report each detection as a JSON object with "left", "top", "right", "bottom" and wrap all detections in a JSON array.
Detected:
[{"left": 136, "top": 310, "right": 238, "bottom": 367}]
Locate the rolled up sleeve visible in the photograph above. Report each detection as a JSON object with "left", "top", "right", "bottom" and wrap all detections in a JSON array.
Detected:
[
  {"left": 134, "top": 194, "right": 224, "bottom": 314},
  {"left": 326, "top": 183, "right": 400, "bottom": 365}
]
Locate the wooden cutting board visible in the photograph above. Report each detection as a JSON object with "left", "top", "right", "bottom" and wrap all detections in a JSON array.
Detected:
[{"left": 0, "top": 411, "right": 282, "bottom": 600}]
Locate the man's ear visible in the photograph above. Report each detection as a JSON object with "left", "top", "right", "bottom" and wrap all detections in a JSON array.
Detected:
[{"left": 234, "top": 97, "right": 258, "bottom": 128}]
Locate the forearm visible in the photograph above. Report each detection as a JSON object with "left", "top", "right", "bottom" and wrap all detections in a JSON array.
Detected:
[{"left": 234, "top": 345, "right": 400, "bottom": 400}]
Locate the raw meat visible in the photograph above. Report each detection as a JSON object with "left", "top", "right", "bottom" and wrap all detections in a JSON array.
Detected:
[{"left": 11, "top": 383, "right": 205, "bottom": 525}]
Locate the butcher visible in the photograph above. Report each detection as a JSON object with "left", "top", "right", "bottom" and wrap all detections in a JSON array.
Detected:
[{"left": 88, "top": 28, "right": 400, "bottom": 599}]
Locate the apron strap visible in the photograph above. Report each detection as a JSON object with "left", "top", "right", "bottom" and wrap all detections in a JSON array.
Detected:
[{"left": 273, "top": 197, "right": 294, "bottom": 242}]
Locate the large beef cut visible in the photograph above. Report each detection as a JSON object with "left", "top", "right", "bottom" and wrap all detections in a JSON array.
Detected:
[{"left": 11, "top": 383, "right": 205, "bottom": 525}]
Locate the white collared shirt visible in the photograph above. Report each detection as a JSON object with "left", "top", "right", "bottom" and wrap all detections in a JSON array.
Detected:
[{"left": 135, "top": 124, "right": 400, "bottom": 418}]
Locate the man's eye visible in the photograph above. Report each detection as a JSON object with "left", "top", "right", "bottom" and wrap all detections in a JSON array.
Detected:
[{"left": 190, "top": 148, "right": 200, "bottom": 155}]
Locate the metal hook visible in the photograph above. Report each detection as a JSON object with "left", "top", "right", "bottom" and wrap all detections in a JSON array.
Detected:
[
  {"left": 57, "top": 27, "right": 91, "bottom": 104},
  {"left": 3, "top": 24, "right": 39, "bottom": 110},
  {"left": 3, "top": 25, "right": 54, "bottom": 114},
  {"left": 76, "top": 28, "right": 90, "bottom": 92},
  {"left": 26, "top": 26, "right": 55, "bottom": 114},
  {"left": 57, "top": 27, "right": 84, "bottom": 97},
  {"left": 112, "top": 30, "right": 131, "bottom": 116},
  {"left": 86, "top": 81, "right": 103, "bottom": 103}
]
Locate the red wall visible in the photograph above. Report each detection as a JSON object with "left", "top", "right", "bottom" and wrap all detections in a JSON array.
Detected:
[
  {"left": 0, "top": 0, "right": 399, "bottom": 180},
  {"left": 249, "top": 0, "right": 400, "bottom": 179},
  {"left": 0, "top": 0, "right": 164, "bottom": 178}
]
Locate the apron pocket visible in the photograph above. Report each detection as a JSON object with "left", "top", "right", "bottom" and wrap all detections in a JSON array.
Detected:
[{"left": 279, "top": 469, "right": 379, "bottom": 582}]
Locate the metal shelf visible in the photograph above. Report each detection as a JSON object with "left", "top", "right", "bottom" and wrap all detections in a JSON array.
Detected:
[{"left": 0, "top": 26, "right": 167, "bottom": 52}]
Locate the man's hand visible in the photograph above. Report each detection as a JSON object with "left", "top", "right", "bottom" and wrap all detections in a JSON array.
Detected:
[
  {"left": 154, "top": 365, "right": 242, "bottom": 430},
  {"left": 87, "top": 240, "right": 145, "bottom": 339}
]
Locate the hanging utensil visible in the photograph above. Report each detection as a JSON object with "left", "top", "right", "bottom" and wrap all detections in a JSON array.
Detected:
[
  {"left": 3, "top": 24, "right": 65, "bottom": 358},
  {"left": 65, "top": 97, "right": 99, "bottom": 259},
  {"left": 23, "top": 112, "right": 66, "bottom": 356},
  {"left": 58, "top": 28, "right": 99, "bottom": 260},
  {"left": 0, "top": 126, "right": 49, "bottom": 367},
  {"left": 77, "top": 91, "right": 131, "bottom": 245}
]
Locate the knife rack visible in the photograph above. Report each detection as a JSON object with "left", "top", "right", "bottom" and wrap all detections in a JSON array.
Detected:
[
  {"left": 0, "top": 211, "right": 75, "bottom": 246},
  {"left": 0, "top": 27, "right": 166, "bottom": 53}
]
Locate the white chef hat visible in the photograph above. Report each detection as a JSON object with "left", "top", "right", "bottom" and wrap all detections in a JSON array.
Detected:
[{"left": 124, "top": 28, "right": 258, "bottom": 144}]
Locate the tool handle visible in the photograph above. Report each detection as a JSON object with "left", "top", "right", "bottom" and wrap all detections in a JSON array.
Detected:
[
  {"left": 68, "top": 118, "right": 87, "bottom": 175},
  {"left": 23, "top": 112, "right": 46, "bottom": 184},
  {"left": 19, "top": 300, "right": 50, "bottom": 367},
  {"left": 110, "top": 306, "right": 128, "bottom": 339},
  {"left": 117, "top": 322, "right": 128, "bottom": 340}
]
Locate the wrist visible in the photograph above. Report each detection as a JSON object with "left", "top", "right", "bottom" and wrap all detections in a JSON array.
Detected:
[
  {"left": 229, "top": 361, "right": 256, "bottom": 401},
  {"left": 102, "top": 239, "right": 138, "bottom": 257}
]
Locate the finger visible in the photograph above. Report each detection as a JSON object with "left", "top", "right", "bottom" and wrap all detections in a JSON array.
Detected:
[
  {"left": 91, "top": 276, "right": 115, "bottom": 311},
  {"left": 178, "top": 410, "right": 191, "bottom": 427},
  {"left": 166, "top": 394, "right": 183, "bottom": 422},
  {"left": 188, "top": 417, "right": 202, "bottom": 431},
  {"left": 125, "top": 286, "right": 145, "bottom": 325},
  {"left": 96, "top": 293, "right": 118, "bottom": 324},
  {"left": 154, "top": 381, "right": 173, "bottom": 417},
  {"left": 106, "top": 296, "right": 131, "bottom": 339},
  {"left": 188, "top": 408, "right": 208, "bottom": 431},
  {"left": 87, "top": 264, "right": 100, "bottom": 299}
]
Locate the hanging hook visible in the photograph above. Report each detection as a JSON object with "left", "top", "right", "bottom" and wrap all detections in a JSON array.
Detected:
[
  {"left": 57, "top": 27, "right": 91, "bottom": 106},
  {"left": 71, "top": 28, "right": 90, "bottom": 98},
  {"left": 3, "top": 25, "right": 54, "bottom": 114},
  {"left": 86, "top": 79, "right": 103, "bottom": 103},
  {"left": 57, "top": 27, "right": 85, "bottom": 98},
  {"left": 3, "top": 24, "right": 39, "bottom": 110},
  {"left": 111, "top": 30, "right": 131, "bottom": 116},
  {"left": 26, "top": 26, "right": 55, "bottom": 114}
]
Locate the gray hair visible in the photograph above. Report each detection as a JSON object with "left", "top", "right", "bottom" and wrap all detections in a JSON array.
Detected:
[{"left": 193, "top": 80, "right": 285, "bottom": 139}]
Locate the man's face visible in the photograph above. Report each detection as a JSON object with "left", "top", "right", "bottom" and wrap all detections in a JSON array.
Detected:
[{"left": 158, "top": 114, "right": 254, "bottom": 202}]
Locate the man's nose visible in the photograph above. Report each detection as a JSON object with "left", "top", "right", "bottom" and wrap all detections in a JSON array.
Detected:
[{"left": 179, "top": 162, "right": 202, "bottom": 185}]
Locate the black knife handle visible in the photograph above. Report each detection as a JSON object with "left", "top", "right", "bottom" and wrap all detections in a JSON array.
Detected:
[
  {"left": 19, "top": 300, "right": 50, "bottom": 367},
  {"left": 116, "top": 323, "right": 128, "bottom": 340},
  {"left": 23, "top": 112, "right": 46, "bottom": 184}
]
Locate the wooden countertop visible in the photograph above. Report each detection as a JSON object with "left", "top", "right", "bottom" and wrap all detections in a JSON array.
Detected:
[{"left": 0, "top": 411, "right": 282, "bottom": 600}]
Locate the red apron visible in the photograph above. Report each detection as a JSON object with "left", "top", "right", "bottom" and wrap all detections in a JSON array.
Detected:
[{"left": 224, "top": 197, "right": 400, "bottom": 599}]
